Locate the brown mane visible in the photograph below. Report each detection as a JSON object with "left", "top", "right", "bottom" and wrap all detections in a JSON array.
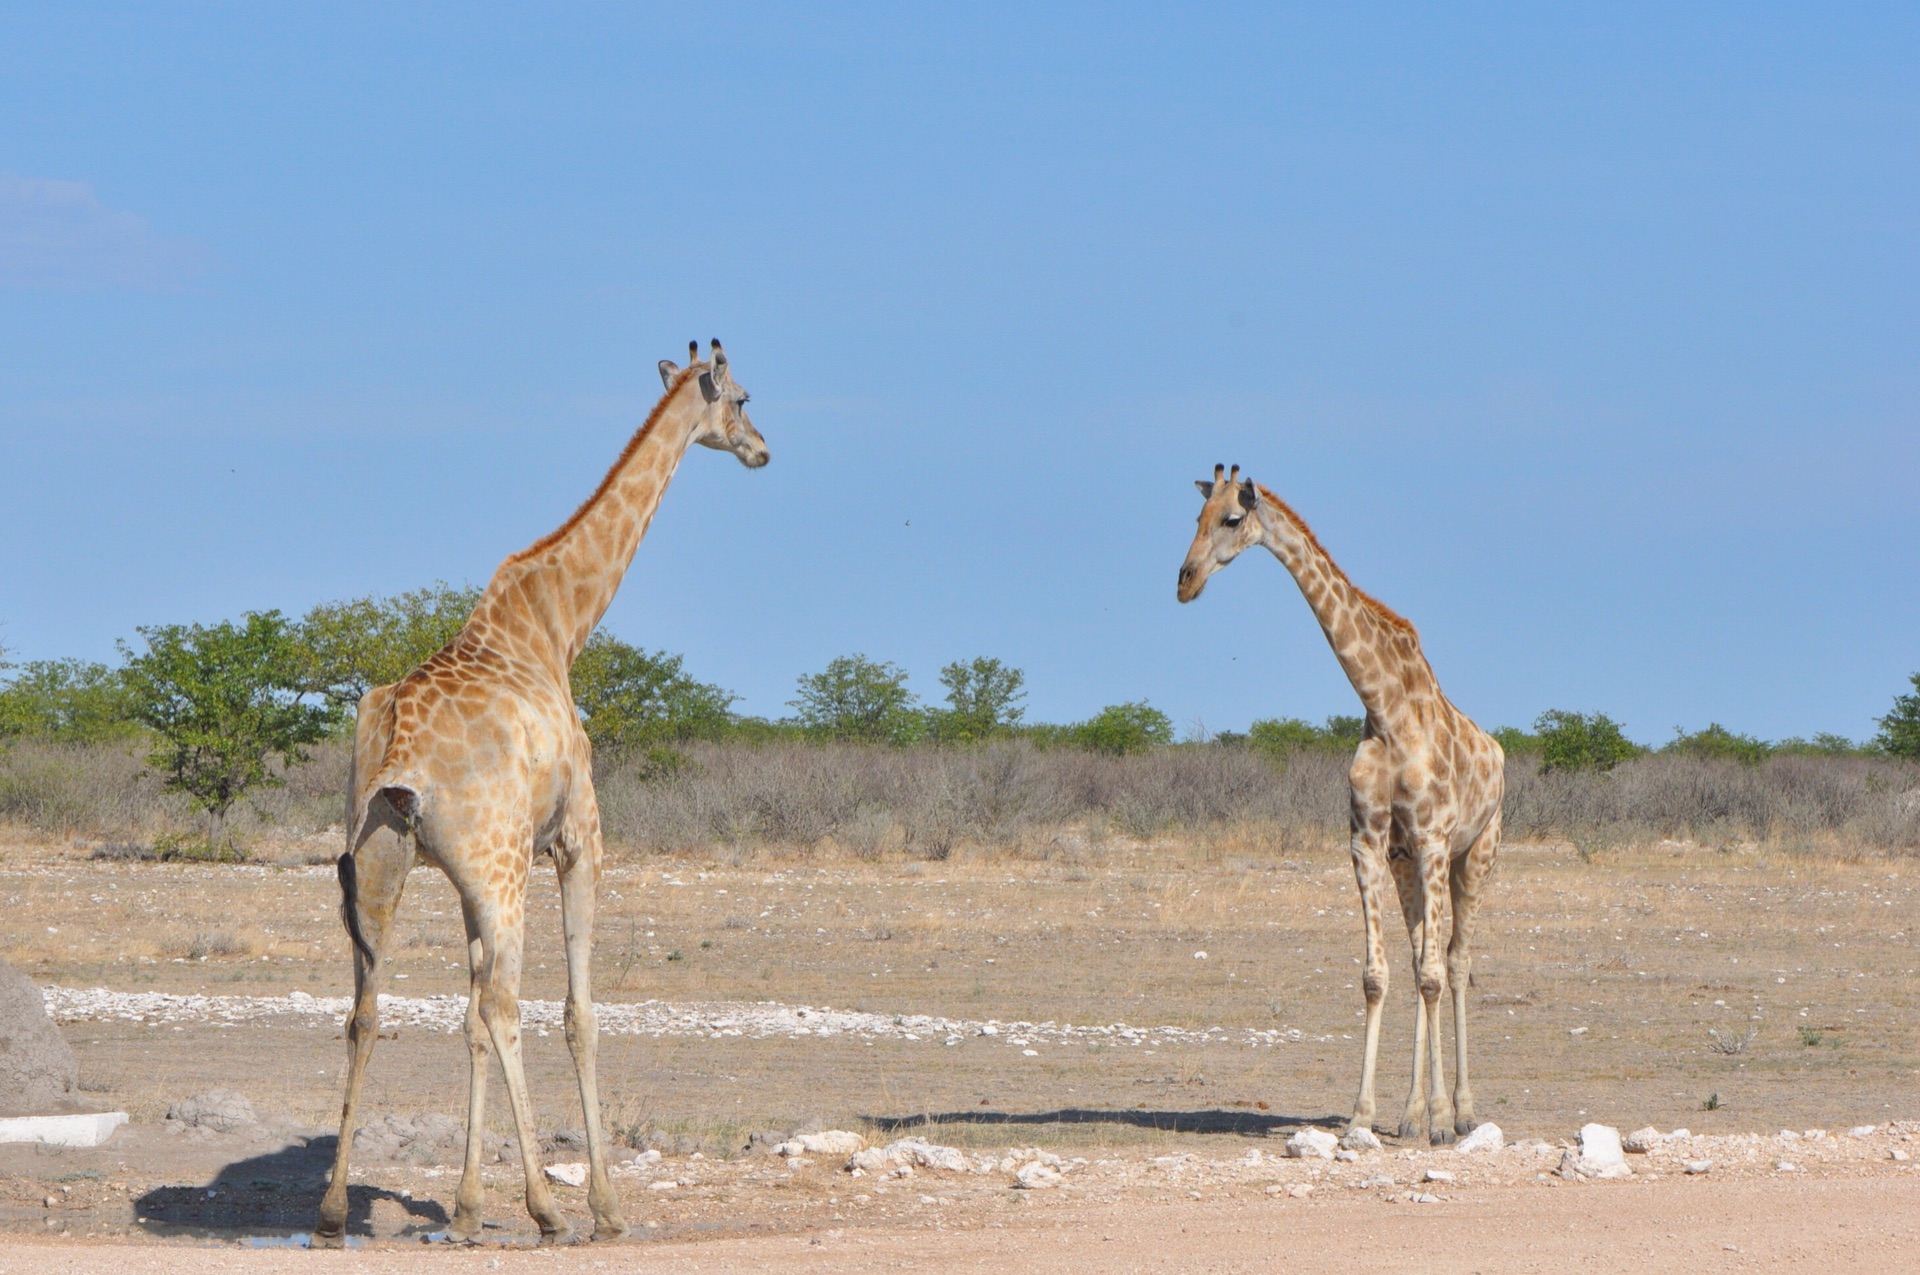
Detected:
[
  {"left": 1254, "top": 484, "right": 1418, "bottom": 636},
  {"left": 504, "top": 363, "right": 704, "bottom": 565}
]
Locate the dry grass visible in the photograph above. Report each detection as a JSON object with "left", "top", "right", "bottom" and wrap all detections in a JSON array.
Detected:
[{"left": 2, "top": 736, "right": 1916, "bottom": 864}]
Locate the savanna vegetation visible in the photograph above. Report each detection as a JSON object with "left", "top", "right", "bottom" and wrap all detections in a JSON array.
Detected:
[{"left": 2, "top": 589, "right": 1917, "bottom": 861}]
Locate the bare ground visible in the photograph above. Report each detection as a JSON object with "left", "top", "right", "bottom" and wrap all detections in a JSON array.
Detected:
[{"left": 0, "top": 830, "right": 1915, "bottom": 1269}]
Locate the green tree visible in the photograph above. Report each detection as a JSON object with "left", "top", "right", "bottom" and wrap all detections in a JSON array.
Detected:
[
  {"left": 791, "top": 654, "right": 923, "bottom": 744},
  {"left": 1072, "top": 701, "right": 1174, "bottom": 755},
  {"left": 569, "top": 632, "right": 737, "bottom": 756},
  {"left": 120, "top": 611, "right": 333, "bottom": 844},
  {"left": 1665, "top": 723, "right": 1770, "bottom": 766},
  {"left": 1491, "top": 725, "right": 1543, "bottom": 758},
  {"left": 931, "top": 657, "right": 1027, "bottom": 743},
  {"left": 1246, "top": 714, "right": 1365, "bottom": 757},
  {"left": 1876, "top": 673, "right": 1920, "bottom": 760},
  {"left": 297, "top": 581, "right": 481, "bottom": 713},
  {"left": 1535, "top": 710, "right": 1640, "bottom": 773},
  {"left": 0, "top": 659, "right": 138, "bottom": 741}
]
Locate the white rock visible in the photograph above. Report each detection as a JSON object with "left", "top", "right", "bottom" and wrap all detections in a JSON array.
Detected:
[
  {"left": 647, "top": 1179, "right": 677, "bottom": 1190},
  {"left": 1889, "top": 1149, "right": 1910, "bottom": 1162},
  {"left": 1776, "top": 1160, "right": 1800, "bottom": 1173},
  {"left": 1423, "top": 1169, "right": 1454, "bottom": 1183},
  {"left": 1285, "top": 1129, "right": 1339, "bottom": 1160},
  {"left": 779, "top": 1130, "right": 865, "bottom": 1157},
  {"left": 544, "top": 1162, "right": 587, "bottom": 1187},
  {"left": 630, "top": 1148, "right": 662, "bottom": 1166},
  {"left": 1286, "top": 1183, "right": 1313, "bottom": 1199},
  {"left": 1577, "top": 1123, "right": 1631, "bottom": 1178},
  {"left": 1849, "top": 1125, "right": 1877, "bottom": 1138},
  {"left": 1339, "top": 1126, "right": 1382, "bottom": 1152},
  {"left": 0, "top": 1113, "right": 127, "bottom": 1148},
  {"left": 1455, "top": 1123, "right": 1504, "bottom": 1155},
  {"left": 1411, "top": 1191, "right": 1441, "bottom": 1204},
  {"left": 848, "top": 1147, "right": 890, "bottom": 1173},
  {"left": 1665, "top": 1128, "right": 1691, "bottom": 1142},
  {"left": 1622, "top": 1126, "right": 1661, "bottom": 1153},
  {"left": 1014, "top": 1162, "right": 1062, "bottom": 1190},
  {"left": 1263, "top": 1183, "right": 1285, "bottom": 1196},
  {"left": 979, "top": 1024, "right": 999, "bottom": 1036},
  {"left": 1684, "top": 1160, "right": 1713, "bottom": 1175},
  {"left": 1334, "top": 1149, "right": 1358, "bottom": 1163}
]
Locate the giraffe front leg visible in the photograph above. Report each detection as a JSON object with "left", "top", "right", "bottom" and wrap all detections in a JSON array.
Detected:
[
  {"left": 1347, "top": 827, "right": 1392, "bottom": 1136},
  {"left": 1417, "top": 845, "right": 1457, "bottom": 1145},
  {"left": 1448, "top": 817, "right": 1499, "bottom": 1135},
  {"left": 1388, "top": 852, "right": 1430, "bottom": 1142},
  {"left": 557, "top": 824, "right": 629, "bottom": 1242}
]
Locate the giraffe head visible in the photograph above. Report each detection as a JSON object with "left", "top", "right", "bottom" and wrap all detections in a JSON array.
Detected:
[
  {"left": 657, "top": 338, "right": 768, "bottom": 469},
  {"left": 1177, "top": 463, "right": 1260, "bottom": 603}
]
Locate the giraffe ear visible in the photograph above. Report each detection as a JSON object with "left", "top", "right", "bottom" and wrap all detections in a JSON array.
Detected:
[
  {"left": 1195, "top": 480, "right": 1215, "bottom": 498},
  {"left": 710, "top": 339, "right": 729, "bottom": 382},
  {"left": 697, "top": 370, "right": 720, "bottom": 402},
  {"left": 1238, "top": 479, "right": 1257, "bottom": 511},
  {"left": 657, "top": 360, "right": 679, "bottom": 389}
]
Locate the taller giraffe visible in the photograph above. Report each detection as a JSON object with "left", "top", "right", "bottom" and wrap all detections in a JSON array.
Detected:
[
  {"left": 1178, "top": 464, "right": 1502, "bottom": 1144},
  {"left": 315, "top": 341, "right": 768, "bottom": 1245}
]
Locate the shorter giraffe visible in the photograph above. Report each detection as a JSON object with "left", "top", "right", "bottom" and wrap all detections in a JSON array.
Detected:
[{"left": 1178, "top": 465, "right": 1503, "bottom": 1144}]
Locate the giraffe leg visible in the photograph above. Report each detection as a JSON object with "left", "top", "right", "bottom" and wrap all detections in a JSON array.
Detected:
[
  {"left": 315, "top": 830, "right": 411, "bottom": 1246},
  {"left": 469, "top": 887, "right": 575, "bottom": 1245},
  {"left": 1388, "top": 852, "right": 1430, "bottom": 1141},
  {"left": 1346, "top": 821, "right": 1392, "bottom": 1136},
  {"left": 1417, "top": 843, "right": 1458, "bottom": 1145},
  {"left": 447, "top": 912, "right": 492, "bottom": 1242},
  {"left": 556, "top": 819, "right": 628, "bottom": 1241},
  {"left": 1448, "top": 814, "right": 1500, "bottom": 1135}
]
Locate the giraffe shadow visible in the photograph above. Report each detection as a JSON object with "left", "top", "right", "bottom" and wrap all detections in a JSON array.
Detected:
[
  {"left": 864, "top": 1107, "right": 1346, "bottom": 1138},
  {"left": 132, "top": 1136, "right": 449, "bottom": 1241}
]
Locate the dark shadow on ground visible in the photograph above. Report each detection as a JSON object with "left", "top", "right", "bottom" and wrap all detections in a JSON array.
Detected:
[
  {"left": 132, "top": 1135, "right": 448, "bottom": 1240},
  {"left": 864, "top": 1108, "right": 1347, "bottom": 1137}
]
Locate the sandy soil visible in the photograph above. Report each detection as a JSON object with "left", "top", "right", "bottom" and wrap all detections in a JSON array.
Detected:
[{"left": 1, "top": 833, "right": 1915, "bottom": 1268}]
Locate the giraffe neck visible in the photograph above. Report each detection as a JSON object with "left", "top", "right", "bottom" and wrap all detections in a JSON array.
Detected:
[
  {"left": 1252, "top": 486, "right": 1435, "bottom": 726},
  {"left": 469, "top": 372, "right": 707, "bottom": 676}
]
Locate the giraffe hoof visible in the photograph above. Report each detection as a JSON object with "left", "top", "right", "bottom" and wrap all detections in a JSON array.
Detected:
[
  {"left": 1430, "top": 1126, "right": 1458, "bottom": 1147},
  {"left": 1455, "top": 1118, "right": 1480, "bottom": 1136},
  {"left": 591, "top": 1219, "right": 632, "bottom": 1243},
  {"left": 310, "top": 1229, "right": 347, "bottom": 1250},
  {"left": 538, "top": 1223, "right": 578, "bottom": 1247},
  {"left": 1397, "top": 1120, "right": 1425, "bottom": 1141}
]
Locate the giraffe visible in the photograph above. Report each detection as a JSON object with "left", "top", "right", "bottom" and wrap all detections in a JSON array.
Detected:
[
  {"left": 1177, "top": 464, "right": 1503, "bottom": 1145},
  {"left": 314, "top": 340, "right": 768, "bottom": 1245}
]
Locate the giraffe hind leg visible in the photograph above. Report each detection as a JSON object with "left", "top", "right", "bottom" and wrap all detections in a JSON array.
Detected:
[
  {"left": 1387, "top": 851, "right": 1431, "bottom": 1142},
  {"left": 1449, "top": 814, "right": 1499, "bottom": 1135},
  {"left": 315, "top": 826, "right": 411, "bottom": 1245}
]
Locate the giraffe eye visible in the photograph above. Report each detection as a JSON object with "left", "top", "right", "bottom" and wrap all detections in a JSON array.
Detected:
[{"left": 1222, "top": 515, "right": 1243, "bottom": 528}]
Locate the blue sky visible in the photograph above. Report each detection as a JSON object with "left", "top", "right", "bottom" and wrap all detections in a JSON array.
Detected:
[{"left": 1, "top": 4, "right": 1915, "bottom": 743}]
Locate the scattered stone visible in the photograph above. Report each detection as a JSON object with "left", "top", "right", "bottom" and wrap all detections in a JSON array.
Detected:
[
  {"left": 1285, "top": 1129, "right": 1339, "bottom": 1160},
  {"left": 847, "top": 1137, "right": 972, "bottom": 1175},
  {"left": 166, "top": 1090, "right": 257, "bottom": 1134},
  {"left": 1410, "top": 1191, "right": 1441, "bottom": 1204},
  {"left": 1286, "top": 1183, "right": 1313, "bottom": 1199},
  {"left": 1776, "top": 1160, "right": 1800, "bottom": 1173},
  {"left": 1684, "top": 1160, "right": 1713, "bottom": 1175},
  {"left": 1339, "top": 1126, "right": 1382, "bottom": 1152},
  {"left": 544, "top": 1163, "right": 587, "bottom": 1187},
  {"left": 1334, "top": 1149, "right": 1358, "bottom": 1163},
  {"left": 647, "top": 1179, "right": 676, "bottom": 1191},
  {"left": 1014, "top": 1162, "right": 1062, "bottom": 1190},
  {"left": 1889, "top": 1150, "right": 1909, "bottom": 1162},
  {"left": 1559, "top": 1124, "right": 1631, "bottom": 1179},
  {"left": 351, "top": 1111, "right": 493, "bottom": 1165},
  {"left": 1623, "top": 1126, "right": 1662, "bottom": 1154},
  {"left": 0, "top": 961, "right": 79, "bottom": 1115},
  {"left": 775, "top": 1130, "right": 865, "bottom": 1157},
  {"left": 1263, "top": 1184, "right": 1285, "bottom": 1196},
  {"left": 1455, "top": 1123, "right": 1504, "bottom": 1155},
  {"left": 1848, "top": 1125, "right": 1878, "bottom": 1138},
  {"left": 1423, "top": 1169, "right": 1454, "bottom": 1183},
  {"left": 627, "top": 1148, "right": 663, "bottom": 1167}
]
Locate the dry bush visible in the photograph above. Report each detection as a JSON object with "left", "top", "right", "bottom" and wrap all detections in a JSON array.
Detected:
[{"left": 6, "top": 736, "right": 1916, "bottom": 862}]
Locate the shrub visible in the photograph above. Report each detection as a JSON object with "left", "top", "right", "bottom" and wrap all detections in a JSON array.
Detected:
[
  {"left": 120, "top": 611, "right": 334, "bottom": 843},
  {"left": 1491, "top": 725, "right": 1542, "bottom": 757},
  {"left": 790, "top": 654, "right": 923, "bottom": 745},
  {"left": 570, "top": 633, "right": 736, "bottom": 756},
  {"left": 1070, "top": 701, "right": 1174, "bottom": 756},
  {"left": 296, "top": 581, "right": 480, "bottom": 714},
  {"left": 1246, "top": 714, "right": 1365, "bottom": 758},
  {"left": 1877, "top": 673, "right": 1920, "bottom": 761},
  {"left": 930, "top": 657, "right": 1027, "bottom": 743},
  {"left": 1666, "top": 723, "right": 1770, "bottom": 766},
  {"left": 0, "top": 658, "right": 138, "bottom": 741},
  {"left": 1535, "top": 710, "right": 1641, "bottom": 773}
]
